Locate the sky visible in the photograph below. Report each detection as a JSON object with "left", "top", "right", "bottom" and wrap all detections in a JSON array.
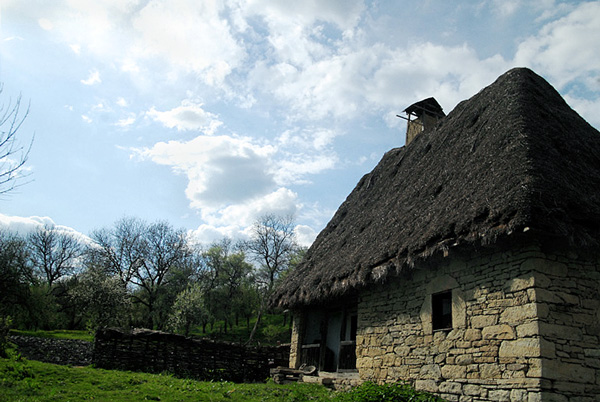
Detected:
[{"left": 0, "top": 0, "right": 599, "bottom": 247}]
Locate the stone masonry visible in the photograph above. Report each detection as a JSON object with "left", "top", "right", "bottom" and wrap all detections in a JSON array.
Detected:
[
  {"left": 290, "top": 244, "right": 600, "bottom": 400},
  {"left": 355, "top": 245, "right": 600, "bottom": 401}
]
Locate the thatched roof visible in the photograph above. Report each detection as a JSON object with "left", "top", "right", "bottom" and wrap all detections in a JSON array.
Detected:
[{"left": 272, "top": 67, "right": 600, "bottom": 309}]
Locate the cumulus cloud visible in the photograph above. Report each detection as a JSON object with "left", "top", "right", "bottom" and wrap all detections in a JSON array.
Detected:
[
  {"left": 132, "top": 134, "right": 277, "bottom": 210},
  {"left": 188, "top": 188, "right": 300, "bottom": 245},
  {"left": 132, "top": 131, "right": 319, "bottom": 243},
  {"left": 0, "top": 214, "right": 56, "bottom": 235},
  {"left": 0, "top": 213, "right": 91, "bottom": 243},
  {"left": 146, "top": 101, "right": 222, "bottom": 133}
]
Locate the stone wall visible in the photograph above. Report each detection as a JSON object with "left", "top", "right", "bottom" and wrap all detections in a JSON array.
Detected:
[
  {"left": 94, "top": 328, "right": 289, "bottom": 383},
  {"left": 10, "top": 335, "right": 92, "bottom": 366},
  {"left": 355, "top": 245, "right": 600, "bottom": 402},
  {"left": 530, "top": 253, "right": 600, "bottom": 400}
]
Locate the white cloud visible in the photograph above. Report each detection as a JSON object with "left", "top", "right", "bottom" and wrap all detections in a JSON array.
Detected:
[
  {"left": 0, "top": 214, "right": 56, "bottom": 235},
  {"left": 294, "top": 224, "right": 317, "bottom": 247},
  {"left": 81, "top": 115, "right": 92, "bottom": 123},
  {"left": 3, "top": 36, "right": 24, "bottom": 42},
  {"left": 242, "top": 0, "right": 365, "bottom": 34},
  {"left": 0, "top": 213, "right": 91, "bottom": 244},
  {"left": 189, "top": 223, "right": 241, "bottom": 245},
  {"left": 565, "top": 95, "right": 600, "bottom": 128},
  {"left": 146, "top": 101, "right": 222, "bottom": 133},
  {"left": 277, "top": 128, "right": 339, "bottom": 151},
  {"left": 216, "top": 187, "right": 298, "bottom": 227},
  {"left": 38, "top": 18, "right": 54, "bottom": 31},
  {"left": 133, "top": 132, "right": 323, "bottom": 239},
  {"left": 133, "top": 134, "right": 277, "bottom": 210},
  {"left": 70, "top": 44, "right": 81, "bottom": 54},
  {"left": 131, "top": 0, "right": 245, "bottom": 85},
  {"left": 514, "top": 2, "right": 600, "bottom": 89},
  {"left": 121, "top": 59, "right": 140, "bottom": 73},
  {"left": 488, "top": 0, "right": 522, "bottom": 17},
  {"left": 81, "top": 70, "right": 101, "bottom": 85},
  {"left": 249, "top": 39, "right": 509, "bottom": 124},
  {"left": 115, "top": 115, "right": 136, "bottom": 127},
  {"left": 116, "top": 97, "right": 128, "bottom": 107},
  {"left": 189, "top": 188, "right": 301, "bottom": 245},
  {"left": 275, "top": 154, "right": 338, "bottom": 186}
]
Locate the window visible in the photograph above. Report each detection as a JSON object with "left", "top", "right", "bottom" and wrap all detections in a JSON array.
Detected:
[{"left": 432, "top": 290, "right": 452, "bottom": 331}]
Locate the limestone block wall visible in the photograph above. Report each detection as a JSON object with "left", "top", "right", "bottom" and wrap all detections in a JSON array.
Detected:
[
  {"left": 526, "top": 254, "right": 600, "bottom": 400},
  {"left": 356, "top": 245, "right": 600, "bottom": 402}
]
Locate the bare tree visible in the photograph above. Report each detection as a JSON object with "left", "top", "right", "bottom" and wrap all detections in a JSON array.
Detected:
[
  {"left": 243, "top": 214, "right": 298, "bottom": 343},
  {"left": 130, "top": 221, "right": 191, "bottom": 329},
  {"left": 88, "top": 217, "right": 146, "bottom": 286},
  {"left": 244, "top": 214, "right": 298, "bottom": 293},
  {"left": 0, "top": 85, "right": 33, "bottom": 195},
  {"left": 27, "top": 224, "right": 82, "bottom": 287}
]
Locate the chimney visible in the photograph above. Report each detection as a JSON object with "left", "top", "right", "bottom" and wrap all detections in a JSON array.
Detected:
[{"left": 399, "top": 97, "right": 445, "bottom": 145}]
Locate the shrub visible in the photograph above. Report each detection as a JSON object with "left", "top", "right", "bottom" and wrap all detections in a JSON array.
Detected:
[
  {"left": 336, "top": 381, "right": 446, "bottom": 402},
  {"left": 0, "top": 316, "right": 13, "bottom": 357}
]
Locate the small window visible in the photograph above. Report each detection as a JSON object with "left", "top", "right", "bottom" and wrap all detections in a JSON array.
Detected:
[{"left": 432, "top": 290, "right": 452, "bottom": 331}]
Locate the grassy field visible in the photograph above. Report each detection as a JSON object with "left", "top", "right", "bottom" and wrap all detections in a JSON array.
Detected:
[
  {"left": 3, "top": 327, "right": 445, "bottom": 401},
  {"left": 0, "top": 353, "right": 334, "bottom": 402},
  {"left": 0, "top": 352, "right": 445, "bottom": 402}
]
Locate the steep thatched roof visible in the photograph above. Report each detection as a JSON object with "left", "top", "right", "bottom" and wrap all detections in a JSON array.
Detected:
[{"left": 272, "top": 68, "right": 600, "bottom": 309}]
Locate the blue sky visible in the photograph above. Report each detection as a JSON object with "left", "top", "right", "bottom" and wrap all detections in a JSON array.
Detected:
[{"left": 0, "top": 0, "right": 599, "bottom": 246}]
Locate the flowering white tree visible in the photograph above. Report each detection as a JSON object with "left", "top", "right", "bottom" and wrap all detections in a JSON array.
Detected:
[{"left": 167, "top": 283, "right": 207, "bottom": 336}]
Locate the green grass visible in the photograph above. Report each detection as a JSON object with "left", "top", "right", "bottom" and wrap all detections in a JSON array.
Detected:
[
  {"left": 9, "top": 330, "right": 93, "bottom": 342},
  {"left": 0, "top": 354, "right": 334, "bottom": 402},
  {"left": 0, "top": 351, "right": 446, "bottom": 402}
]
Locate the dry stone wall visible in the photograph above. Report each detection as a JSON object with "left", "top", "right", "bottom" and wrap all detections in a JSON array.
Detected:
[
  {"left": 355, "top": 245, "right": 600, "bottom": 402},
  {"left": 10, "top": 335, "right": 92, "bottom": 366}
]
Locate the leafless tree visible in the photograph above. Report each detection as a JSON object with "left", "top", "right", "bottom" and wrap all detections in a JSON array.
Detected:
[
  {"left": 0, "top": 85, "right": 33, "bottom": 195},
  {"left": 244, "top": 214, "right": 298, "bottom": 293},
  {"left": 243, "top": 214, "right": 298, "bottom": 343},
  {"left": 27, "top": 224, "right": 82, "bottom": 287},
  {"left": 129, "top": 220, "right": 191, "bottom": 329},
  {"left": 88, "top": 217, "right": 146, "bottom": 286}
]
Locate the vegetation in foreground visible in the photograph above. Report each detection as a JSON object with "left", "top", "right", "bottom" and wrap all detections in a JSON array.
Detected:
[
  {"left": 0, "top": 352, "right": 445, "bottom": 402},
  {"left": 0, "top": 352, "right": 332, "bottom": 402}
]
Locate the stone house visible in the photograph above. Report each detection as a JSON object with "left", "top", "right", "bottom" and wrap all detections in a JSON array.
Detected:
[{"left": 271, "top": 68, "right": 600, "bottom": 401}]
